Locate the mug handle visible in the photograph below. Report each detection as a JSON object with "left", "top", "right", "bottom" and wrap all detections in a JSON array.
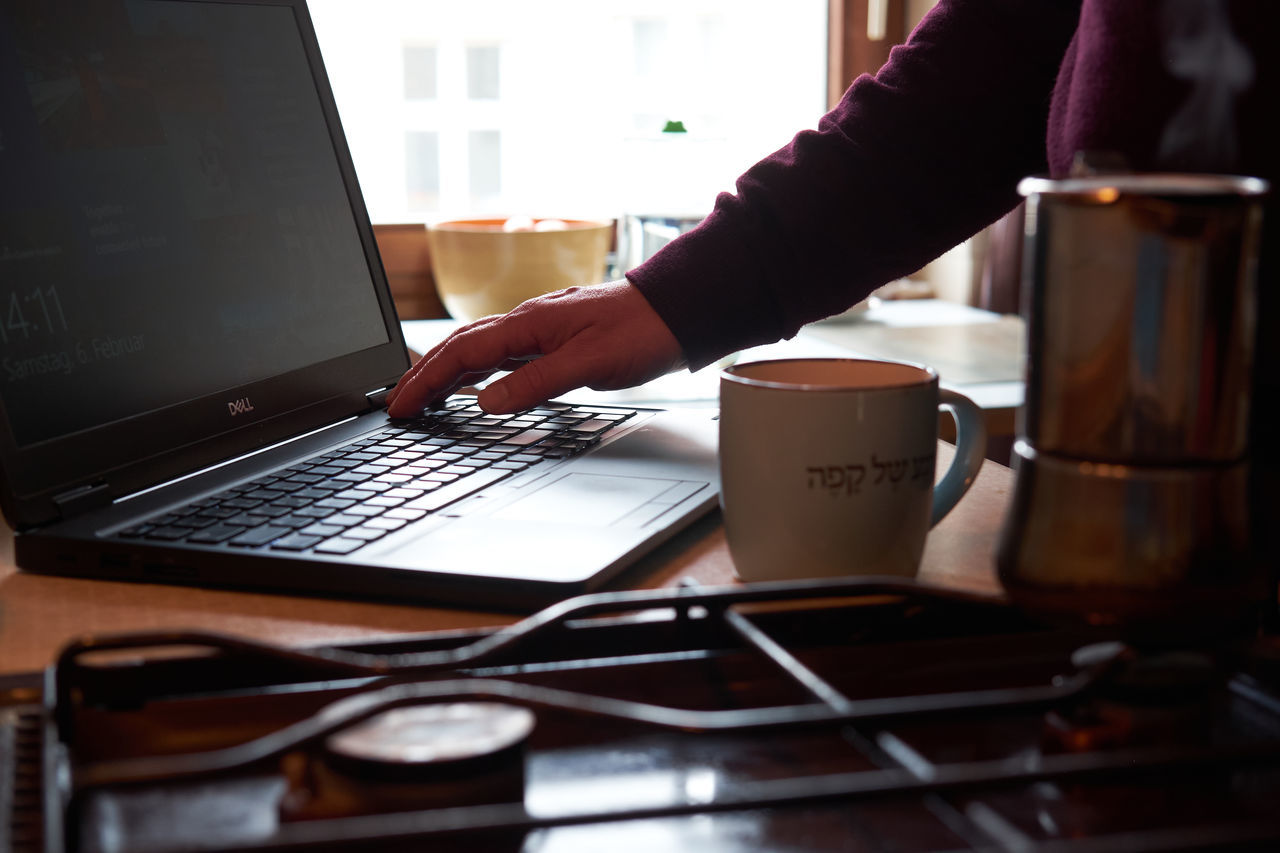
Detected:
[{"left": 931, "top": 389, "right": 987, "bottom": 526}]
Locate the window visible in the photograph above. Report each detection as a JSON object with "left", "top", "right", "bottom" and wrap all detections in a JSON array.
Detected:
[
  {"left": 308, "top": 1, "right": 826, "bottom": 223},
  {"left": 404, "top": 131, "right": 440, "bottom": 210},
  {"left": 403, "top": 45, "right": 438, "bottom": 100},
  {"left": 466, "top": 45, "right": 500, "bottom": 100},
  {"left": 468, "top": 129, "right": 501, "bottom": 201},
  {"left": 632, "top": 20, "right": 669, "bottom": 79}
]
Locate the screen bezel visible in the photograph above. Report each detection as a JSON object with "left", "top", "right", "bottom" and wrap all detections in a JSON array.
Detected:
[{"left": 0, "top": 0, "right": 410, "bottom": 530}]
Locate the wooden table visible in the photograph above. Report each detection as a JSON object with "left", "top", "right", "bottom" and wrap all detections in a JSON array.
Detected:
[{"left": 0, "top": 445, "right": 1011, "bottom": 675}]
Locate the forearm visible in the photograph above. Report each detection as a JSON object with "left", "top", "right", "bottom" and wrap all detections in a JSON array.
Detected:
[{"left": 629, "top": 0, "right": 1082, "bottom": 370}]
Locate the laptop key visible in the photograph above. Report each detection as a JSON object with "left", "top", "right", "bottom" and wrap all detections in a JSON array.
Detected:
[
  {"left": 503, "top": 428, "right": 555, "bottom": 446},
  {"left": 364, "top": 444, "right": 404, "bottom": 455},
  {"left": 315, "top": 537, "right": 366, "bottom": 555},
  {"left": 229, "top": 525, "right": 291, "bottom": 547},
  {"left": 398, "top": 432, "right": 442, "bottom": 443},
  {"left": 292, "top": 487, "right": 339, "bottom": 500},
  {"left": 358, "top": 494, "right": 401, "bottom": 509},
  {"left": 569, "top": 418, "right": 621, "bottom": 435},
  {"left": 249, "top": 504, "right": 292, "bottom": 519},
  {"left": 469, "top": 431, "right": 513, "bottom": 441},
  {"left": 405, "top": 468, "right": 510, "bottom": 512},
  {"left": 187, "top": 524, "right": 247, "bottom": 544},
  {"left": 343, "top": 526, "right": 389, "bottom": 541},
  {"left": 396, "top": 464, "right": 443, "bottom": 478},
  {"left": 364, "top": 516, "right": 407, "bottom": 531},
  {"left": 345, "top": 504, "right": 387, "bottom": 518},
  {"left": 384, "top": 507, "right": 428, "bottom": 522},
  {"left": 320, "top": 513, "right": 365, "bottom": 528},
  {"left": 225, "top": 511, "right": 269, "bottom": 527},
  {"left": 336, "top": 488, "right": 378, "bottom": 501},
  {"left": 243, "top": 488, "right": 285, "bottom": 501},
  {"left": 383, "top": 487, "right": 425, "bottom": 499},
  {"left": 300, "top": 523, "right": 346, "bottom": 538},
  {"left": 574, "top": 406, "right": 632, "bottom": 418},
  {"left": 269, "top": 533, "right": 325, "bottom": 552},
  {"left": 143, "top": 526, "right": 190, "bottom": 541},
  {"left": 283, "top": 473, "right": 325, "bottom": 485},
  {"left": 413, "top": 472, "right": 459, "bottom": 485},
  {"left": 273, "top": 514, "right": 318, "bottom": 530}
]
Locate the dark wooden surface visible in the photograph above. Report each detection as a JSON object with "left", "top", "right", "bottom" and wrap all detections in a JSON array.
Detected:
[{"left": 0, "top": 445, "right": 1009, "bottom": 674}]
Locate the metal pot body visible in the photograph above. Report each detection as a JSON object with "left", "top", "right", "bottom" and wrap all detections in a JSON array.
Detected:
[
  {"left": 1019, "top": 174, "right": 1266, "bottom": 464},
  {"left": 999, "top": 174, "right": 1269, "bottom": 638}
]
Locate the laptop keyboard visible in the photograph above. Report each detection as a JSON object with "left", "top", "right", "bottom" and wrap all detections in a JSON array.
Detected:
[{"left": 116, "top": 400, "right": 638, "bottom": 555}]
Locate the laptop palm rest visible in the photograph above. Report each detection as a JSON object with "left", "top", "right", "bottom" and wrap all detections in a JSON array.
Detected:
[
  {"left": 372, "top": 415, "right": 718, "bottom": 585},
  {"left": 493, "top": 473, "right": 683, "bottom": 525}
]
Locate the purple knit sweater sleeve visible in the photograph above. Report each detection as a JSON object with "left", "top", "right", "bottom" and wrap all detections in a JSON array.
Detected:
[{"left": 626, "top": 0, "right": 1081, "bottom": 371}]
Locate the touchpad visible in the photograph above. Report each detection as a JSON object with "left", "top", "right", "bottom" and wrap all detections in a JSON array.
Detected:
[{"left": 492, "top": 473, "right": 680, "bottom": 527}]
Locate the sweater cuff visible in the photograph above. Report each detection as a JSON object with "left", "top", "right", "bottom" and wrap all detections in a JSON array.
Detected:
[{"left": 625, "top": 205, "right": 789, "bottom": 372}]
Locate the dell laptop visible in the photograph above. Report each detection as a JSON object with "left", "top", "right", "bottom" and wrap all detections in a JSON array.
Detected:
[{"left": 0, "top": 0, "right": 719, "bottom": 610}]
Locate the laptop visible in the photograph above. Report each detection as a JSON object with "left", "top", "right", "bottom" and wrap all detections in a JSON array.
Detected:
[{"left": 0, "top": 0, "right": 719, "bottom": 610}]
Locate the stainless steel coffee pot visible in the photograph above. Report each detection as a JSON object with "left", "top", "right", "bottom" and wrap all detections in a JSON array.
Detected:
[{"left": 997, "top": 174, "right": 1269, "bottom": 639}]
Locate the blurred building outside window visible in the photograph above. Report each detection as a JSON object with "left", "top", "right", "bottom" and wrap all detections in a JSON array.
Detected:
[
  {"left": 307, "top": 0, "right": 826, "bottom": 226},
  {"left": 402, "top": 44, "right": 438, "bottom": 100}
]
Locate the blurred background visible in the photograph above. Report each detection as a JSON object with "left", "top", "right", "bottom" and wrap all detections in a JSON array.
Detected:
[
  {"left": 309, "top": 0, "right": 998, "bottom": 313},
  {"left": 308, "top": 0, "right": 827, "bottom": 225}
]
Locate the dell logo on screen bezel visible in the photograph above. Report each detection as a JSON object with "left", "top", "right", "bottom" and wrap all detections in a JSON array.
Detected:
[{"left": 227, "top": 397, "right": 255, "bottom": 416}]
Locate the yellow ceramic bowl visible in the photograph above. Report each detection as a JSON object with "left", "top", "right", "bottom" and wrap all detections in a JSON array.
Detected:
[{"left": 427, "top": 218, "right": 613, "bottom": 321}]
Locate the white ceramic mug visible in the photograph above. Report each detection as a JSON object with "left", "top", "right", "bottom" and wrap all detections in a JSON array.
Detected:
[{"left": 719, "top": 358, "right": 986, "bottom": 582}]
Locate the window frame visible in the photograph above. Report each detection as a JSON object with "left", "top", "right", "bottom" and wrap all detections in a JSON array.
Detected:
[{"left": 827, "top": 0, "right": 909, "bottom": 108}]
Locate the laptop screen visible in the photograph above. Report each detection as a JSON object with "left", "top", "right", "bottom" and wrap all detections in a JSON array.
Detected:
[{"left": 0, "top": 0, "right": 390, "bottom": 448}]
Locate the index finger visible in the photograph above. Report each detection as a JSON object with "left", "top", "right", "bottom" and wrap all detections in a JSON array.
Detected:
[
  {"left": 385, "top": 313, "right": 548, "bottom": 417},
  {"left": 386, "top": 314, "right": 500, "bottom": 406}
]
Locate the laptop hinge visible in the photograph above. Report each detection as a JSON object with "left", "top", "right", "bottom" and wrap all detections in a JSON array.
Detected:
[
  {"left": 52, "top": 482, "right": 112, "bottom": 518},
  {"left": 365, "top": 387, "right": 392, "bottom": 408}
]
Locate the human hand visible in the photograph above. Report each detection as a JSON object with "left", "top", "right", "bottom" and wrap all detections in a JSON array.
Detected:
[{"left": 385, "top": 280, "right": 686, "bottom": 417}]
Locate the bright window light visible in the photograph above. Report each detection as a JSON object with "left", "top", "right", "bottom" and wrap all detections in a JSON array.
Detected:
[{"left": 308, "top": 0, "right": 827, "bottom": 224}]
